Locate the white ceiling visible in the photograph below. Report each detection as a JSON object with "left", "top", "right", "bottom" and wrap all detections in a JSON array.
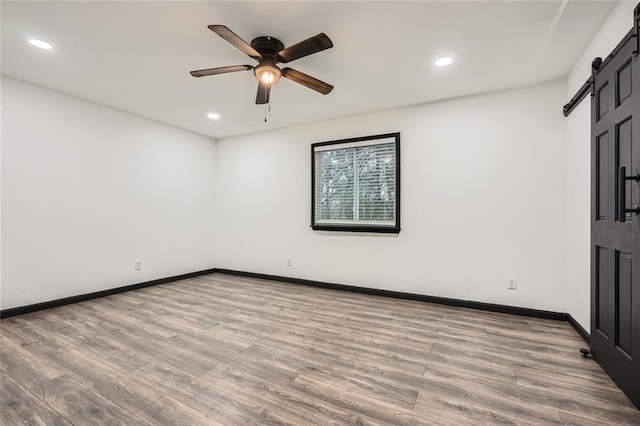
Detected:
[{"left": 2, "top": 1, "right": 618, "bottom": 139}]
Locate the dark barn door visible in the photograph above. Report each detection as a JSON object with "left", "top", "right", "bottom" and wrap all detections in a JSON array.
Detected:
[{"left": 591, "top": 28, "right": 640, "bottom": 409}]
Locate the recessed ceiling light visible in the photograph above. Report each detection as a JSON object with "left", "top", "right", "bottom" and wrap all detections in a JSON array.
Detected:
[
  {"left": 435, "top": 56, "right": 453, "bottom": 67},
  {"left": 207, "top": 112, "right": 220, "bottom": 120},
  {"left": 28, "top": 38, "right": 53, "bottom": 50}
]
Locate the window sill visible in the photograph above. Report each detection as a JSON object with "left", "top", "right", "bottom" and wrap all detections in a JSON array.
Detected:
[{"left": 311, "top": 224, "right": 401, "bottom": 234}]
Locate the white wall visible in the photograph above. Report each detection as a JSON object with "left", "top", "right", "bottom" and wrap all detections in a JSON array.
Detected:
[
  {"left": 565, "top": 1, "right": 636, "bottom": 332},
  {"left": 215, "top": 79, "right": 568, "bottom": 312},
  {"left": 1, "top": 76, "right": 217, "bottom": 310}
]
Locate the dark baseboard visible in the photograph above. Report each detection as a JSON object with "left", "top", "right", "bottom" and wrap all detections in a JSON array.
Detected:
[
  {"left": 567, "top": 314, "right": 591, "bottom": 344},
  {"left": 0, "top": 268, "right": 217, "bottom": 319},
  {"left": 1, "top": 266, "right": 583, "bottom": 332},
  {"left": 214, "top": 269, "right": 567, "bottom": 321}
]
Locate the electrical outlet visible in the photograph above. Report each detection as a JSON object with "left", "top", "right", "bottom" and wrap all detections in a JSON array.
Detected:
[
  {"left": 135, "top": 260, "right": 142, "bottom": 271},
  {"left": 287, "top": 257, "right": 293, "bottom": 267},
  {"left": 507, "top": 277, "right": 517, "bottom": 290}
]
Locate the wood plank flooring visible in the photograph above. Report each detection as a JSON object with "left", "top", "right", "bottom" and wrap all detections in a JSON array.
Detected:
[{"left": 1, "top": 273, "right": 639, "bottom": 425}]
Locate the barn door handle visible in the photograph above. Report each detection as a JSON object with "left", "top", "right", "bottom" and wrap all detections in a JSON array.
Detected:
[{"left": 618, "top": 166, "right": 640, "bottom": 222}]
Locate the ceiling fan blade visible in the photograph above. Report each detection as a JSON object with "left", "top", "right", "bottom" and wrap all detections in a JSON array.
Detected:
[
  {"left": 276, "top": 33, "right": 333, "bottom": 63},
  {"left": 190, "top": 65, "right": 253, "bottom": 77},
  {"left": 256, "top": 81, "right": 271, "bottom": 104},
  {"left": 282, "top": 68, "right": 333, "bottom": 95},
  {"left": 208, "top": 25, "right": 262, "bottom": 60}
]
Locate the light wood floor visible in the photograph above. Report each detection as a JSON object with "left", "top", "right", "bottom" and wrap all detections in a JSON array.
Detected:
[{"left": 1, "top": 274, "right": 639, "bottom": 425}]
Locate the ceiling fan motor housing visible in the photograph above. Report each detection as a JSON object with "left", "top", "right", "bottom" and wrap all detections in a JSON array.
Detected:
[{"left": 250, "top": 36, "right": 285, "bottom": 56}]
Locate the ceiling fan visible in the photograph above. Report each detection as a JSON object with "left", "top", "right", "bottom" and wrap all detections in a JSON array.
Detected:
[{"left": 190, "top": 25, "right": 334, "bottom": 105}]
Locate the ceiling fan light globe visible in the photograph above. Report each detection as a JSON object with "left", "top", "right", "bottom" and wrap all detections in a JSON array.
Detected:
[
  {"left": 255, "top": 65, "right": 281, "bottom": 85},
  {"left": 261, "top": 71, "right": 274, "bottom": 84}
]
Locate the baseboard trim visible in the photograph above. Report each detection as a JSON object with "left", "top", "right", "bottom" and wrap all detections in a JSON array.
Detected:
[
  {"left": 214, "top": 269, "right": 567, "bottom": 321},
  {"left": 0, "top": 266, "right": 583, "bottom": 330},
  {"left": 0, "top": 268, "right": 217, "bottom": 319},
  {"left": 567, "top": 314, "right": 590, "bottom": 344}
]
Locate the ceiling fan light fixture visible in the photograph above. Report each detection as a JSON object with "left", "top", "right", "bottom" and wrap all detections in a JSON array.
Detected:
[{"left": 255, "top": 64, "right": 281, "bottom": 85}]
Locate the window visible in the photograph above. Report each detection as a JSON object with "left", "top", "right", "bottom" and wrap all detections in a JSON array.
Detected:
[{"left": 311, "top": 132, "right": 400, "bottom": 233}]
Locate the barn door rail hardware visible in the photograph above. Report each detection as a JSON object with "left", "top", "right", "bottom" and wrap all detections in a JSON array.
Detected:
[
  {"left": 618, "top": 166, "right": 640, "bottom": 222},
  {"left": 562, "top": 78, "right": 592, "bottom": 117},
  {"left": 563, "top": 27, "right": 635, "bottom": 117},
  {"left": 562, "top": 57, "right": 602, "bottom": 117}
]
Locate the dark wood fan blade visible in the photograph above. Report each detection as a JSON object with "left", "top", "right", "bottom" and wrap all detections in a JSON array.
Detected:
[
  {"left": 190, "top": 65, "right": 253, "bottom": 77},
  {"left": 256, "top": 81, "right": 271, "bottom": 104},
  {"left": 282, "top": 68, "right": 333, "bottom": 94},
  {"left": 276, "top": 33, "right": 333, "bottom": 63},
  {"left": 208, "top": 25, "right": 262, "bottom": 60}
]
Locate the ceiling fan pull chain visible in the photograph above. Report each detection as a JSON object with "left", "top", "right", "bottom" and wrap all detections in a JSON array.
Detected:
[
  {"left": 264, "top": 83, "right": 272, "bottom": 123},
  {"left": 264, "top": 82, "right": 268, "bottom": 122}
]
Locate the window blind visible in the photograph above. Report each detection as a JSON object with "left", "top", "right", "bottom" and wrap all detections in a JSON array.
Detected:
[{"left": 314, "top": 141, "right": 397, "bottom": 226}]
